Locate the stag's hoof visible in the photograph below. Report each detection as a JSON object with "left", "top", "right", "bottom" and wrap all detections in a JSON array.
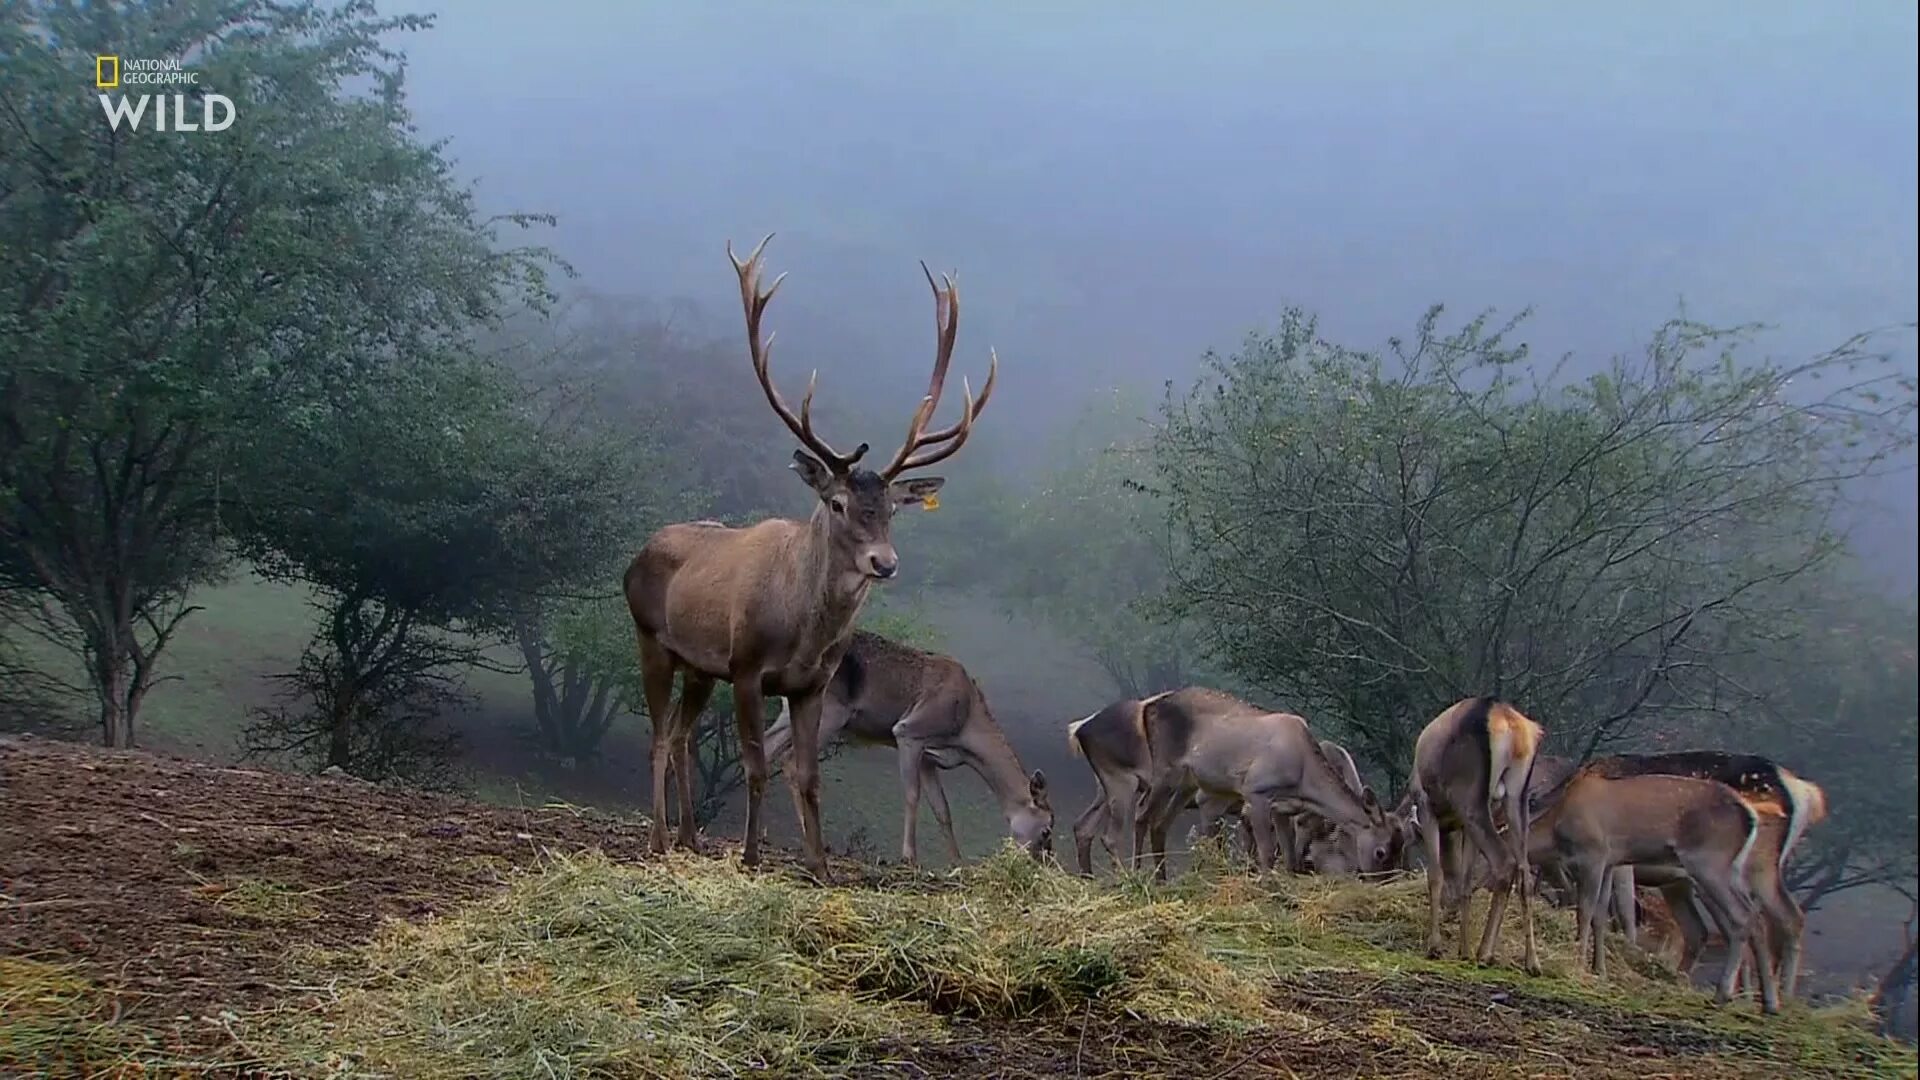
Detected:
[
  {"left": 1426, "top": 945, "right": 1445, "bottom": 961},
  {"left": 1522, "top": 959, "right": 1543, "bottom": 977}
]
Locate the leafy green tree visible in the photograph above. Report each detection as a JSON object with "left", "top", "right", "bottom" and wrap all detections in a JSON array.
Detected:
[
  {"left": 234, "top": 355, "right": 635, "bottom": 781},
  {"left": 1150, "top": 306, "right": 1916, "bottom": 785},
  {"left": 0, "top": 0, "right": 553, "bottom": 746}
]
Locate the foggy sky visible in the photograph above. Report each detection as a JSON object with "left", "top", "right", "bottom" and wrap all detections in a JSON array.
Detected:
[{"left": 389, "top": 2, "right": 1919, "bottom": 569}]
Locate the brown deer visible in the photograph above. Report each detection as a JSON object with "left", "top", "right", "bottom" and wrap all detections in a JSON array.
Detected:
[
  {"left": 1065, "top": 693, "right": 1246, "bottom": 874},
  {"left": 761, "top": 630, "right": 1053, "bottom": 866},
  {"left": 1409, "top": 697, "right": 1544, "bottom": 975},
  {"left": 1135, "top": 688, "right": 1387, "bottom": 879},
  {"left": 1296, "top": 739, "right": 1411, "bottom": 878},
  {"left": 624, "top": 235, "right": 996, "bottom": 880},
  {"left": 1524, "top": 767, "right": 1781, "bottom": 1012},
  {"left": 1583, "top": 751, "right": 1826, "bottom": 999}
]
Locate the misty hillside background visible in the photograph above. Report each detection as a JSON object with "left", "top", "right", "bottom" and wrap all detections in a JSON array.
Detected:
[{"left": 3, "top": 0, "right": 1915, "bottom": 1015}]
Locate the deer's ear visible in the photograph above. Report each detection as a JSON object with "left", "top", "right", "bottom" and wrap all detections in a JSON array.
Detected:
[
  {"left": 890, "top": 476, "right": 945, "bottom": 506},
  {"left": 1029, "top": 768, "right": 1048, "bottom": 792},
  {"left": 790, "top": 450, "right": 834, "bottom": 495}
]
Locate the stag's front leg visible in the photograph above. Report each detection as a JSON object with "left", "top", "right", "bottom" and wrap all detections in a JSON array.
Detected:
[
  {"left": 781, "top": 688, "right": 831, "bottom": 881},
  {"left": 730, "top": 674, "right": 772, "bottom": 870}
]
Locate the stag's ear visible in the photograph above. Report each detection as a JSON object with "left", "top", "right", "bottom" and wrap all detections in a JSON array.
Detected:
[
  {"left": 1029, "top": 768, "right": 1047, "bottom": 792},
  {"left": 790, "top": 450, "right": 835, "bottom": 495},
  {"left": 891, "top": 476, "right": 945, "bottom": 506},
  {"left": 1361, "top": 786, "right": 1382, "bottom": 816}
]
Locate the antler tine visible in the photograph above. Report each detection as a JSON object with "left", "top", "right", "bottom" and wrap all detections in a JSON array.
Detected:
[
  {"left": 727, "top": 234, "right": 865, "bottom": 470},
  {"left": 882, "top": 262, "right": 977, "bottom": 478},
  {"left": 890, "top": 343, "right": 1000, "bottom": 473}
]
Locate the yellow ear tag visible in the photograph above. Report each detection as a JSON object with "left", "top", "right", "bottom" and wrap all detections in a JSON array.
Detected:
[{"left": 921, "top": 493, "right": 941, "bottom": 512}]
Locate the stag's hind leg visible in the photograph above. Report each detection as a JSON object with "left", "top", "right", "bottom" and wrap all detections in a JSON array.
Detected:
[
  {"left": 639, "top": 635, "right": 679, "bottom": 856},
  {"left": 671, "top": 672, "right": 717, "bottom": 851}
]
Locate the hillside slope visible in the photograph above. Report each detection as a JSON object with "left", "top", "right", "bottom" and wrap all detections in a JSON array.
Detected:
[{"left": 1, "top": 735, "right": 1910, "bottom": 1079}]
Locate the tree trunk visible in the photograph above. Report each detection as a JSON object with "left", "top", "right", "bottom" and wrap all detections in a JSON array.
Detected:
[{"left": 91, "top": 632, "right": 134, "bottom": 748}]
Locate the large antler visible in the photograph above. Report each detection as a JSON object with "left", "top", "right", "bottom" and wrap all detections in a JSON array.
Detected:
[
  {"left": 879, "top": 263, "right": 998, "bottom": 479},
  {"left": 728, "top": 234, "right": 869, "bottom": 471}
]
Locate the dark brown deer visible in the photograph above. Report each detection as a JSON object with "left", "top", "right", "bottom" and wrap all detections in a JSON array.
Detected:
[
  {"left": 762, "top": 630, "right": 1053, "bottom": 866},
  {"left": 1409, "top": 697, "right": 1544, "bottom": 975},
  {"left": 1524, "top": 768, "right": 1780, "bottom": 1012},
  {"left": 624, "top": 235, "right": 996, "bottom": 880},
  {"left": 1136, "top": 688, "right": 1386, "bottom": 879}
]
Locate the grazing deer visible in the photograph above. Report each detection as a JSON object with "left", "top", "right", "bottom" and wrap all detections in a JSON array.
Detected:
[
  {"left": 1136, "top": 688, "right": 1387, "bottom": 879},
  {"left": 1066, "top": 694, "right": 1240, "bottom": 873},
  {"left": 1298, "top": 740, "right": 1415, "bottom": 878},
  {"left": 1409, "top": 697, "right": 1544, "bottom": 975},
  {"left": 1524, "top": 767, "right": 1781, "bottom": 1012},
  {"left": 762, "top": 630, "right": 1053, "bottom": 866},
  {"left": 624, "top": 235, "right": 996, "bottom": 880},
  {"left": 1583, "top": 751, "right": 1826, "bottom": 998}
]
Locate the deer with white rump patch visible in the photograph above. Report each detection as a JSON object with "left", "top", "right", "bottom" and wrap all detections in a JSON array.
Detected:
[
  {"left": 1408, "top": 696, "right": 1544, "bottom": 975},
  {"left": 1134, "top": 688, "right": 1388, "bottom": 880},
  {"left": 624, "top": 234, "right": 996, "bottom": 881},
  {"left": 762, "top": 630, "right": 1053, "bottom": 866},
  {"left": 1524, "top": 765, "right": 1782, "bottom": 1012}
]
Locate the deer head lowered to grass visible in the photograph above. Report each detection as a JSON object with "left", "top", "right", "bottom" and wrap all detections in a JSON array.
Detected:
[{"left": 622, "top": 234, "right": 997, "bottom": 881}]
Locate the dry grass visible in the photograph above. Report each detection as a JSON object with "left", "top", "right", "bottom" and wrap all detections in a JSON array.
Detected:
[
  {"left": 215, "top": 843, "right": 1912, "bottom": 1079},
  {"left": 5, "top": 842, "right": 1911, "bottom": 1078}
]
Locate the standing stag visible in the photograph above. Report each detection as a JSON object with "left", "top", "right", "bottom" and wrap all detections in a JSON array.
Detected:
[
  {"left": 762, "top": 630, "right": 1053, "bottom": 866},
  {"left": 1136, "top": 688, "right": 1388, "bottom": 879},
  {"left": 624, "top": 235, "right": 997, "bottom": 880},
  {"left": 1409, "top": 696, "right": 1544, "bottom": 975}
]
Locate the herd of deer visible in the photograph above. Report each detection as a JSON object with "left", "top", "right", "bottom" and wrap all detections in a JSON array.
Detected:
[{"left": 623, "top": 236, "right": 1829, "bottom": 1017}]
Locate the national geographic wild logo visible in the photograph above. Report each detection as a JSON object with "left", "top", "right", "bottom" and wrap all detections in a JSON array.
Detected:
[{"left": 95, "top": 54, "right": 236, "bottom": 133}]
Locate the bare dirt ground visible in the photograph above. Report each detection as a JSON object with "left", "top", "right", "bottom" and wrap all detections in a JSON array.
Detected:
[{"left": 1, "top": 735, "right": 1905, "bottom": 1079}]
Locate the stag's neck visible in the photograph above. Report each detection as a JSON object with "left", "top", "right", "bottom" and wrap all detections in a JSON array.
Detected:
[{"left": 797, "top": 505, "right": 872, "bottom": 630}]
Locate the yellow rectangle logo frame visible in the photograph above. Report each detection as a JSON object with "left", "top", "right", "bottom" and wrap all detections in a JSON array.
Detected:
[{"left": 96, "top": 55, "right": 119, "bottom": 88}]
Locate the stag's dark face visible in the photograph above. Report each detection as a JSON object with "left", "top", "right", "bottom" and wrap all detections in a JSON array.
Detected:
[{"left": 793, "top": 451, "right": 944, "bottom": 581}]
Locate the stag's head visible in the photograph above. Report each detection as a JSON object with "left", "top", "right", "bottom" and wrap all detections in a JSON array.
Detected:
[
  {"left": 729, "top": 234, "right": 996, "bottom": 583},
  {"left": 1303, "top": 788, "right": 1403, "bottom": 878}
]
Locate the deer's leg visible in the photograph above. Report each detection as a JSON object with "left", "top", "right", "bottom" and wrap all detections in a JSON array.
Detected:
[
  {"left": 638, "top": 636, "right": 678, "bottom": 857},
  {"left": 1610, "top": 867, "right": 1639, "bottom": 947},
  {"left": 894, "top": 738, "right": 928, "bottom": 866},
  {"left": 671, "top": 672, "right": 717, "bottom": 851},
  {"left": 920, "top": 760, "right": 964, "bottom": 865},
  {"left": 1460, "top": 799, "right": 1514, "bottom": 965},
  {"left": 1138, "top": 779, "right": 1185, "bottom": 882},
  {"left": 1687, "top": 867, "right": 1755, "bottom": 1006},
  {"left": 1071, "top": 788, "right": 1106, "bottom": 877},
  {"left": 1108, "top": 777, "right": 1144, "bottom": 873},
  {"left": 1275, "top": 812, "right": 1302, "bottom": 873},
  {"left": 1498, "top": 789, "right": 1541, "bottom": 976},
  {"left": 779, "top": 688, "right": 830, "bottom": 881},
  {"left": 1749, "top": 857, "right": 1796, "bottom": 1013},
  {"left": 1243, "top": 793, "right": 1279, "bottom": 873},
  {"left": 1661, "top": 879, "right": 1708, "bottom": 975},
  {"left": 1419, "top": 799, "right": 1448, "bottom": 960},
  {"left": 1444, "top": 829, "right": 1478, "bottom": 961},
  {"left": 1574, "top": 860, "right": 1612, "bottom": 978},
  {"left": 728, "top": 673, "right": 772, "bottom": 871}
]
